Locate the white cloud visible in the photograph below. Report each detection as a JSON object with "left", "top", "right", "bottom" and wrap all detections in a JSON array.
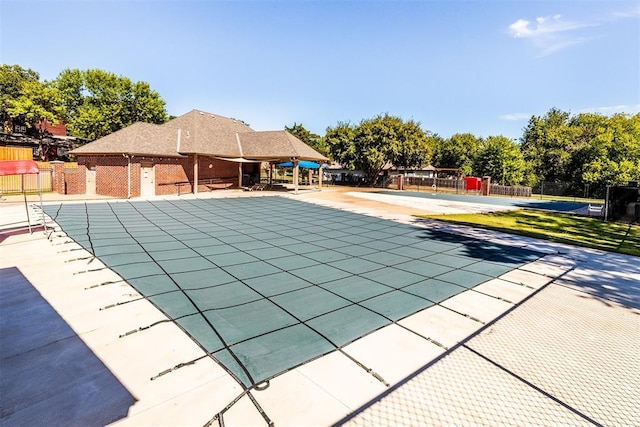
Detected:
[
  {"left": 499, "top": 113, "right": 531, "bottom": 121},
  {"left": 508, "top": 14, "right": 590, "bottom": 38},
  {"left": 509, "top": 7, "right": 640, "bottom": 57},
  {"left": 508, "top": 14, "right": 596, "bottom": 57},
  {"left": 578, "top": 104, "right": 640, "bottom": 115},
  {"left": 508, "top": 19, "right": 533, "bottom": 38}
]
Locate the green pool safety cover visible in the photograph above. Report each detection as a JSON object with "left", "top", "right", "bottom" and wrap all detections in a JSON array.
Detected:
[{"left": 45, "top": 197, "right": 541, "bottom": 388}]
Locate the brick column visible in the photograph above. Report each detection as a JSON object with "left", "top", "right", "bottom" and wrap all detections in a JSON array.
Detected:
[
  {"left": 50, "top": 161, "right": 65, "bottom": 194},
  {"left": 481, "top": 176, "right": 491, "bottom": 196}
]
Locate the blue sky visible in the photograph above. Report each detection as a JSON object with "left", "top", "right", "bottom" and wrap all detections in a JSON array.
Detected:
[{"left": 1, "top": 0, "right": 638, "bottom": 141}]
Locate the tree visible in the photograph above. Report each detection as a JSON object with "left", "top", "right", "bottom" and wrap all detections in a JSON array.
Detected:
[
  {"left": 5, "top": 79, "right": 65, "bottom": 137},
  {"left": 473, "top": 136, "right": 526, "bottom": 185},
  {"left": 325, "top": 113, "right": 433, "bottom": 184},
  {"left": 0, "top": 64, "right": 63, "bottom": 135},
  {"left": 285, "top": 122, "right": 329, "bottom": 157},
  {"left": 380, "top": 116, "right": 433, "bottom": 171},
  {"left": 432, "top": 132, "right": 480, "bottom": 176},
  {"left": 582, "top": 158, "right": 640, "bottom": 190},
  {"left": 520, "top": 108, "right": 578, "bottom": 183},
  {"left": 53, "top": 68, "right": 168, "bottom": 140},
  {"left": 325, "top": 121, "right": 357, "bottom": 167},
  {"left": 519, "top": 108, "right": 639, "bottom": 196},
  {"left": 578, "top": 113, "right": 640, "bottom": 194}
]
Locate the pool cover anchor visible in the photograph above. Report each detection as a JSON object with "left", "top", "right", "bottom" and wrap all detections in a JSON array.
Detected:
[
  {"left": 149, "top": 355, "right": 206, "bottom": 381},
  {"left": 49, "top": 232, "right": 71, "bottom": 243},
  {"left": 99, "top": 296, "right": 142, "bottom": 310},
  {"left": 57, "top": 246, "right": 87, "bottom": 254},
  {"left": 52, "top": 239, "right": 75, "bottom": 246},
  {"left": 368, "top": 369, "right": 388, "bottom": 386},
  {"left": 401, "top": 325, "right": 449, "bottom": 350},
  {"left": 74, "top": 266, "right": 108, "bottom": 275},
  {"left": 119, "top": 318, "right": 172, "bottom": 339},
  {"left": 85, "top": 279, "right": 125, "bottom": 290},
  {"left": 341, "top": 350, "right": 390, "bottom": 387},
  {"left": 444, "top": 306, "right": 485, "bottom": 325},
  {"left": 64, "top": 255, "right": 94, "bottom": 263}
]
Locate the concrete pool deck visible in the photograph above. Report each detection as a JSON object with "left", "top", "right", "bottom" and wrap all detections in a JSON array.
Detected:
[{"left": 1, "top": 188, "right": 638, "bottom": 426}]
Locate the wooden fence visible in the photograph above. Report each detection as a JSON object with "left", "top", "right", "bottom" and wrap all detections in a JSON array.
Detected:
[
  {"left": 0, "top": 147, "right": 33, "bottom": 161},
  {"left": 490, "top": 184, "right": 532, "bottom": 197}
]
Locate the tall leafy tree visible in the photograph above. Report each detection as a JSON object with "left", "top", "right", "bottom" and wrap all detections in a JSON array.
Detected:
[
  {"left": 473, "top": 136, "right": 526, "bottom": 185},
  {"left": 382, "top": 115, "right": 433, "bottom": 171},
  {"left": 53, "top": 68, "right": 168, "bottom": 140},
  {"left": 433, "top": 132, "right": 480, "bottom": 176},
  {"left": 5, "top": 80, "right": 65, "bottom": 136},
  {"left": 520, "top": 109, "right": 639, "bottom": 195},
  {"left": 285, "top": 122, "right": 329, "bottom": 157},
  {"left": 325, "top": 113, "right": 432, "bottom": 183},
  {"left": 520, "top": 108, "right": 578, "bottom": 183},
  {"left": 0, "top": 64, "right": 63, "bottom": 135},
  {"left": 325, "top": 121, "right": 357, "bottom": 167},
  {"left": 578, "top": 113, "right": 640, "bottom": 194}
]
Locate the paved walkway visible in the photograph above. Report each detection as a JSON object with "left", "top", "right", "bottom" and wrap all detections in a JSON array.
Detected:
[
  {"left": 337, "top": 221, "right": 640, "bottom": 427},
  {"left": 1, "top": 189, "right": 638, "bottom": 426}
]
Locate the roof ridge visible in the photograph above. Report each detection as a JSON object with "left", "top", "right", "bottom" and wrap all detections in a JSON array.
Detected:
[{"left": 284, "top": 131, "right": 300, "bottom": 158}]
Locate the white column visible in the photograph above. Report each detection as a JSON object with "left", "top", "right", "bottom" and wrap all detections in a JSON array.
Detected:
[{"left": 293, "top": 161, "right": 299, "bottom": 194}]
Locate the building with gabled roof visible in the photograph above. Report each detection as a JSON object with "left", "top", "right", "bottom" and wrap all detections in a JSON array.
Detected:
[{"left": 56, "top": 110, "right": 328, "bottom": 198}]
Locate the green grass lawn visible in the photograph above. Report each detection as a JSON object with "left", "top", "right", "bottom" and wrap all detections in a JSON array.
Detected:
[{"left": 417, "top": 209, "right": 640, "bottom": 257}]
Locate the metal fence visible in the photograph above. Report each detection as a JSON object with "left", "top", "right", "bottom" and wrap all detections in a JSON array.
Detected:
[
  {"left": 0, "top": 167, "right": 52, "bottom": 194},
  {"left": 388, "top": 175, "right": 470, "bottom": 193},
  {"left": 532, "top": 181, "right": 597, "bottom": 200},
  {"left": 387, "top": 175, "right": 534, "bottom": 197}
]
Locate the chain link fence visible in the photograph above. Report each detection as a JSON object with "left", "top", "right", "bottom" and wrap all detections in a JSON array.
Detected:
[
  {"left": 531, "top": 181, "right": 598, "bottom": 200},
  {"left": 385, "top": 175, "right": 534, "bottom": 197},
  {"left": 386, "top": 175, "right": 469, "bottom": 193}
]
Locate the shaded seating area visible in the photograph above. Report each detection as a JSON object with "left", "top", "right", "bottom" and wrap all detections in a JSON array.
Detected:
[{"left": 168, "top": 178, "right": 236, "bottom": 196}]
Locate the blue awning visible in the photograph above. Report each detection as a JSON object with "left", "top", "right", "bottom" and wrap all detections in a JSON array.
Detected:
[{"left": 276, "top": 161, "right": 320, "bottom": 169}]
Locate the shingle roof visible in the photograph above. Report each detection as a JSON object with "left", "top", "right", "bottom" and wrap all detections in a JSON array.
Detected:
[
  {"left": 70, "top": 110, "right": 328, "bottom": 162},
  {"left": 238, "top": 131, "right": 328, "bottom": 161},
  {"left": 162, "top": 110, "right": 253, "bottom": 157},
  {"left": 70, "top": 122, "right": 183, "bottom": 157}
]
